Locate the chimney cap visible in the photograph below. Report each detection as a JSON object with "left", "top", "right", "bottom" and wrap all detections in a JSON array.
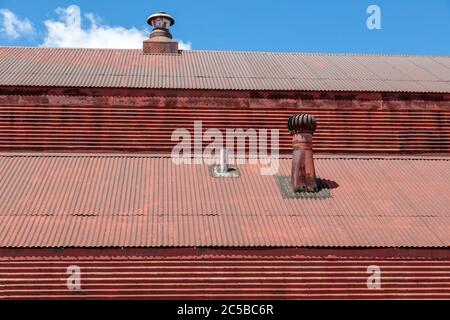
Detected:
[
  {"left": 288, "top": 113, "right": 317, "bottom": 134},
  {"left": 143, "top": 11, "right": 178, "bottom": 54},
  {"left": 147, "top": 11, "right": 175, "bottom": 27}
]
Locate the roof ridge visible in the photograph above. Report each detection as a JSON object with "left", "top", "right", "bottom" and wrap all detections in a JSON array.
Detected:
[{"left": 0, "top": 46, "right": 449, "bottom": 58}]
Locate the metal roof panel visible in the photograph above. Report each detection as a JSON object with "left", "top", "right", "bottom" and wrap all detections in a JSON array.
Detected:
[
  {"left": 0, "top": 154, "right": 448, "bottom": 248},
  {"left": 0, "top": 47, "right": 449, "bottom": 93}
]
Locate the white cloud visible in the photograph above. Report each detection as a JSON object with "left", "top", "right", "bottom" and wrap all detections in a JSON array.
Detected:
[
  {"left": 177, "top": 40, "right": 192, "bottom": 51},
  {"left": 41, "top": 5, "right": 192, "bottom": 50},
  {"left": 0, "top": 8, "right": 34, "bottom": 39}
]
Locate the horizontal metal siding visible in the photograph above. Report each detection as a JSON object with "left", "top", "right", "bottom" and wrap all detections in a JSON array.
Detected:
[
  {"left": 1, "top": 255, "right": 449, "bottom": 300},
  {"left": 0, "top": 106, "right": 449, "bottom": 154},
  {"left": 0, "top": 154, "right": 448, "bottom": 248},
  {"left": 0, "top": 48, "right": 449, "bottom": 93}
]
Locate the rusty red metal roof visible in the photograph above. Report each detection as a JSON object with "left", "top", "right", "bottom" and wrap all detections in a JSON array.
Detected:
[
  {"left": 0, "top": 97, "right": 449, "bottom": 154},
  {"left": 0, "top": 153, "right": 448, "bottom": 248},
  {"left": 0, "top": 47, "right": 449, "bottom": 93},
  {"left": 2, "top": 252, "right": 449, "bottom": 299}
]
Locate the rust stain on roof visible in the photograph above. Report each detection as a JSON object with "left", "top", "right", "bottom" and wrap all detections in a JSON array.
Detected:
[
  {"left": 0, "top": 103, "right": 448, "bottom": 154},
  {"left": 2, "top": 255, "right": 450, "bottom": 299},
  {"left": 0, "top": 47, "right": 449, "bottom": 93},
  {"left": 0, "top": 153, "right": 448, "bottom": 248}
]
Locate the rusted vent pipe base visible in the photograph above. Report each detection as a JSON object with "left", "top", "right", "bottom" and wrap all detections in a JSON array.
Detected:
[{"left": 276, "top": 176, "right": 333, "bottom": 199}]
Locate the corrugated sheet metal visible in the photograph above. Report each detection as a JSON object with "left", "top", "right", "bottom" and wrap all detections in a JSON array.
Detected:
[
  {"left": 0, "top": 153, "right": 448, "bottom": 248},
  {"left": 1, "top": 254, "right": 449, "bottom": 299},
  {"left": 0, "top": 104, "right": 449, "bottom": 154},
  {"left": 0, "top": 47, "right": 449, "bottom": 93}
]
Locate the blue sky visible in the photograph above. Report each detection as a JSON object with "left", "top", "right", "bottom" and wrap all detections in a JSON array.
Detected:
[{"left": 0, "top": 0, "right": 449, "bottom": 55}]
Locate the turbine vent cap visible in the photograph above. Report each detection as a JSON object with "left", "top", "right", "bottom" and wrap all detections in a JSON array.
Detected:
[{"left": 287, "top": 113, "right": 317, "bottom": 134}]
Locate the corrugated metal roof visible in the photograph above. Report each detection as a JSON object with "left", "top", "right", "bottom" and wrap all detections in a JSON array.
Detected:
[
  {"left": 2, "top": 255, "right": 449, "bottom": 299},
  {"left": 0, "top": 47, "right": 449, "bottom": 93},
  {"left": 0, "top": 153, "right": 448, "bottom": 248},
  {"left": 1, "top": 102, "right": 449, "bottom": 154}
]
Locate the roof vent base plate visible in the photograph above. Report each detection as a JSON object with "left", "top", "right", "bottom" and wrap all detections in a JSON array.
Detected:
[
  {"left": 209, "top": 165, "right": 240, "bottom": 179},
  {"left": 276, "top": 176, "right": 333, "bottom": 199}
]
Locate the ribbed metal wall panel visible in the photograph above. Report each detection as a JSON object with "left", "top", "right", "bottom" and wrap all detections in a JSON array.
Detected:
[
  {"left": 0, "top": 105, "right": 449, "bottom": 154},
  {"left": 0, "top": 154, "right": 448, "bottom": 248},
  {"left": 0, "top": 47, "right": 449, "bottom": 93},
  {"left": 1, "top": 254, "right": 449, "bottom": 300}
]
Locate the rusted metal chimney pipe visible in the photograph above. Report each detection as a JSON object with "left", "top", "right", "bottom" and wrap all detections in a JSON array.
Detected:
[
  {"left": 143, "top": 12, "right": 178, "bottom": 54},
  {"left": 287, "top": 113, "right": 318, "bottom": 192}
]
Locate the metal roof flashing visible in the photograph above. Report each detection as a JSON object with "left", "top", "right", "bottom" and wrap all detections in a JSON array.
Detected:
[{"left": 209, "top": 165, "right": 240, "bottom": 178}]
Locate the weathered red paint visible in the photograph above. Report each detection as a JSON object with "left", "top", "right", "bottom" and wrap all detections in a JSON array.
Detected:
[
  {"left": 291, "top": 133, "right": 317, "bottom": 191},
  {"left": 0, "top": 44, "right": 448, "bottom": 301},
  {"left": 1, "top": 248, "right": 449, "bottom": 300},
  {"left": 0, "top": 88, "right": 448, "bottom": 155},
  {"left": 0, "top": 154, "right": 448, "bottom": 248},
  {"left": 0, "top": 47, "right": 449, "bottom": 93}
]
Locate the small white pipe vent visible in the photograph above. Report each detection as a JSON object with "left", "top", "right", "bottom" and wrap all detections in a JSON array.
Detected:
[{"left": 219, "top": 148, "right": 228, "bottom": 173}]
